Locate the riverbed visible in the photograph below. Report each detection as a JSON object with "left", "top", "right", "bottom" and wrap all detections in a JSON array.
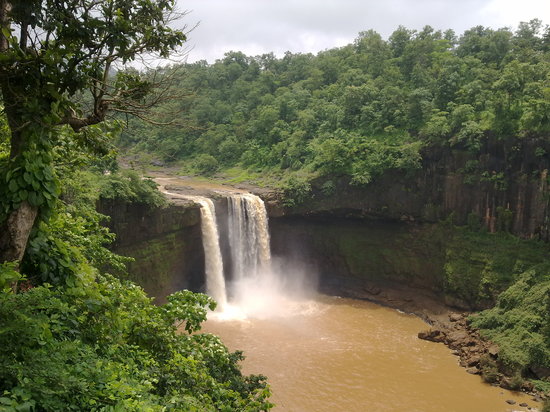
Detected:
[{"left": 203, "top": 295, "right": 536, "bottom": 412}]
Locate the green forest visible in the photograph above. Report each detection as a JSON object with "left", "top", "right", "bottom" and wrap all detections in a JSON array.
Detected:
[
  {"left": 121, "top": 20, "right": 549, "bottom": 191},
  {"left": 0, "top": 0, "right": 549, "bottom": 409}
]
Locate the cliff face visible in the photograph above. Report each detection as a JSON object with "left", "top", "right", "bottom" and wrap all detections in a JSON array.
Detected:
[
  {"left": 269, "top": 216, "right": 453, "bottom": 307},
  {"left": 267, "top": 138, "right": 550, "bottom": 310},
  {"left": 99, "top": 138, "right": 549, "bottom": 308},
  {"left": 272, "top": 137, "right": 550, "bottom": 241},
  {"left": 98, "top": 199, "right": 204, "bottom": 302}
]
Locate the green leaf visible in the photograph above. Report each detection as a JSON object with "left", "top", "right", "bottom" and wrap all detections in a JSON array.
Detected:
[
  {"left": 1, "top": 27, "right": 11, "bottom": 40},
  {"left": 8, "top": 179, "right": 18, "bottom": 192},
  {"left": 23, "top": 172, "right": 32, "bottom": 184}
]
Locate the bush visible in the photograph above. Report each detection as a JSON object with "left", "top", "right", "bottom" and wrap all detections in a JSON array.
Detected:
[
  {"left": 192, "top": 153, "right": 219, "bottom": 175},
  {"left": 470, "top": 264, "right": 550, "bottom": 376},
  {"left": 99, "top": 170, "right": 167, "bottom": 207},
  {"left": 479, "top": 355, "right": 500, "bottom": 383},
  {"left": 280, "top": 175, "right": 312, "bottom": 207},
  {"left": 0, "top": 276, "right": 272, "bottom": 411}
]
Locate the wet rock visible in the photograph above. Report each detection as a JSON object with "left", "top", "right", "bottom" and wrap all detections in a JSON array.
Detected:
[
  {"left": 446, "top": 330, "right": 469, "bottom": 346},
  {"left": 519, "top": 403, "right": 528, "bottom": 407},
  {"left": 521, "top": 381, "right": 534, "bottom": 392},
  {"left": 466, "top": 367, "right": 479, "bottom": 375},
  {"left": 505, "top": 399, "right": 516, "bottom": 405},
  {"left": 466, "top": 355, "right": 480, "bottom": 367},
  {"left": 363, "top": 285, "right": 381, "bottom": 295},
  {"left": 418, "top": 329, "right": 446, "bottom": 343}
]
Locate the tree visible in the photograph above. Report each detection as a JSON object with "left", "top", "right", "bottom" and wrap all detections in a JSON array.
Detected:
[{"left": 0, "top": 0, "right": 187, "bottom": 264}]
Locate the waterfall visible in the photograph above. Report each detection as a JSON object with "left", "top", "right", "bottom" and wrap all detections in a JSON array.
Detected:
[
  {"left": 227, "top": 193, "right": 272, "bottom": 280},
  {"left": 162, "top": 185, "right": 309, "bottom": 318},
  {"left": 185, "top": 196, "right": 227, "bottom": 310}
]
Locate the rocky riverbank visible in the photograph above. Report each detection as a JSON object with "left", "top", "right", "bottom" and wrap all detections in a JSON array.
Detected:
[{"left": 326, "top": 280, "right": 547, "bottom": 406}]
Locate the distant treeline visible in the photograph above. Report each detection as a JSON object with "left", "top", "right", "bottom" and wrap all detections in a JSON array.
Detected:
[{"left": 121, "top": 20, "right": 549, "bottom": 183}]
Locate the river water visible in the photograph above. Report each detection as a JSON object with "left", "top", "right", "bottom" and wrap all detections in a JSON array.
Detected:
[{"left": 203, "top": 295, "right": 536, "bottom": 412}]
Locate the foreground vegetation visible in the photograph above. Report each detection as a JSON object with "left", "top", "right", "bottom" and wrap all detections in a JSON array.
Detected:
[
  {"left": 0, "top": 157, "right": 272, "bottom": 411},
  {"left": 0, "top": 1, "right": 272, "bottom": 409}
]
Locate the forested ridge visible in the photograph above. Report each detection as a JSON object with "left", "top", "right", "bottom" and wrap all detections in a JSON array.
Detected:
[{"left": 122, "top": 20, "right": 549, "bottom": 188}]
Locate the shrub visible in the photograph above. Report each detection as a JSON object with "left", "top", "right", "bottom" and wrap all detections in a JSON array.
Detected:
[
  {"left": 280, "top": 175, "right": 312, "bottom": 207},
  {"left": 99, "top": 170, "right": 167, "bottom": 207},
  {"left": 0, "top": 276, "right": 272, "bottom": 411},
  {"left": 192, "top": 153, "right": 220, "bottom": 175}
]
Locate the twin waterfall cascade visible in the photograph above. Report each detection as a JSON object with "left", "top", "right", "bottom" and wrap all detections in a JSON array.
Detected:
[
  {"left": 160, "top": 182, "right": 312, "bottom": 318},
  {"left": 192, "top": 192, "right": 274, "bottom": 315}
]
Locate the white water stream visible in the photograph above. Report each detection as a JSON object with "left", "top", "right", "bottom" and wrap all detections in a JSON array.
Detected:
[
  {"left": 227, "top": 194, "right": 272, "bottom": 280},
  {"left": 187, "top": 196, "right": 227, "bottom": 310}
]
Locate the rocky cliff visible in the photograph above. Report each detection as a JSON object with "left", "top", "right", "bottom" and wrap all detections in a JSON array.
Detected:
[
  {"left": 271, "top": 137, "right": 550, "bottom": 241},
  {"left": 98, "top": 199, "right": 204, "bottom": 302}
]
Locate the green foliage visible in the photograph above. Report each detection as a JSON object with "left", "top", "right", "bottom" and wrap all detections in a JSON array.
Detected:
[
  {"left": 0, "top": 0, "right": 187, "bottom": 264},
  {"left": 0, "top": 261, "right": 22, "bottom": 292},
  {"left": 470, "top": 264, "right": 550, "bottom": 376},
  {"left": 479, "top": 354, "right": 500, "bottom": 383},
  {"left": 442, "top": 227, "right": 548, "bottom": 306},
  {"left": 121, "top": 21, "right": 549, "bottom": 193},
  {"left": 279, "top": 175, "right": 312, "bottom": 207},
  {"left": 321, "top": 179, "right": 336, "bottom": 196},
  {"left": 0, "top": 277, "right": 272, "bottom": 411},
  {"left": 0, "top": 139, "right": 60, "bottom": 221},
  {"left": 191, "top": 153, "right": 220, "bottom": 175},
  {"left": 99, "top": 170, "right": 167, "bottom": 208}
]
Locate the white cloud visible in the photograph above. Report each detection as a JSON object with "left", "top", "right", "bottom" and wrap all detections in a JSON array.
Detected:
[{"left": 176, "top": 0, "right": 548, "bottom": 62}]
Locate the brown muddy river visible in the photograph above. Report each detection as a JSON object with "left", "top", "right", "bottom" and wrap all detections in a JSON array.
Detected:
[{"left": 203, "top": 295, "right": 536, "bottom": 412}]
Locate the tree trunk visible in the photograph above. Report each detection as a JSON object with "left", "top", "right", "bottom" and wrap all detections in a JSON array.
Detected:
[
  {"left": 0, "top": 201, "right": 38, "bottom": 263},
  {"left": 0, "top": 2, "right": 39, "bottom": 265}
]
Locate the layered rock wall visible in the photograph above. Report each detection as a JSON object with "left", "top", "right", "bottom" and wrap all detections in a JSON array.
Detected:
[
  {"left": 98, "top": 199, "right": 204, "bottom": 302},
  {"left": 272, "top": 137, "right": 550, "bottom": 240}
]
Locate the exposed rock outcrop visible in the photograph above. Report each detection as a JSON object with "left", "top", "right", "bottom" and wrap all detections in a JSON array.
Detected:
[
  {"left": 271, "top": 137, "right": 550, "bottom": 241},
  {"left": 98, "top": 198, "right": 204, "bottom": 302},
  {"left": 418, "top": 313, "right": 539, "bottom": 394}
]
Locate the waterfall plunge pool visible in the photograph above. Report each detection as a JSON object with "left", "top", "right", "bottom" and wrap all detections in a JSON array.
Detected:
[{"left": 203, "top": 294, "right": 536, "bottom": 412}]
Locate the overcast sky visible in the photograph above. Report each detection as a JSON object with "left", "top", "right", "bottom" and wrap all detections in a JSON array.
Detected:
[{"left": 173, "top": 0, "right": 549, "bottom": 63}]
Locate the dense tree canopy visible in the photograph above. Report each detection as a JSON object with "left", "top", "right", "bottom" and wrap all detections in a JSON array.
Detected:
[{"left": 121, "top": 20, "right": 549, "bottom": 186}]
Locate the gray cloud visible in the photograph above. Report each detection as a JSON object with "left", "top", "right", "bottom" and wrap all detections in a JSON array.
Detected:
[{"left": 176, "top": 0, "right": 548, "bottom": 62}]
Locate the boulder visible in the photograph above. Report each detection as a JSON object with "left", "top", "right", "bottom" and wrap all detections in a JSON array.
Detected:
[
  {"left": 418, "top": 329, "right": 446, "bottom": 343},
  {"left": 488, "top": 344, "right": 499, "bottom": 357},
  {"left": 449, "top": 313, "right": 463, "bottom": 322}
]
